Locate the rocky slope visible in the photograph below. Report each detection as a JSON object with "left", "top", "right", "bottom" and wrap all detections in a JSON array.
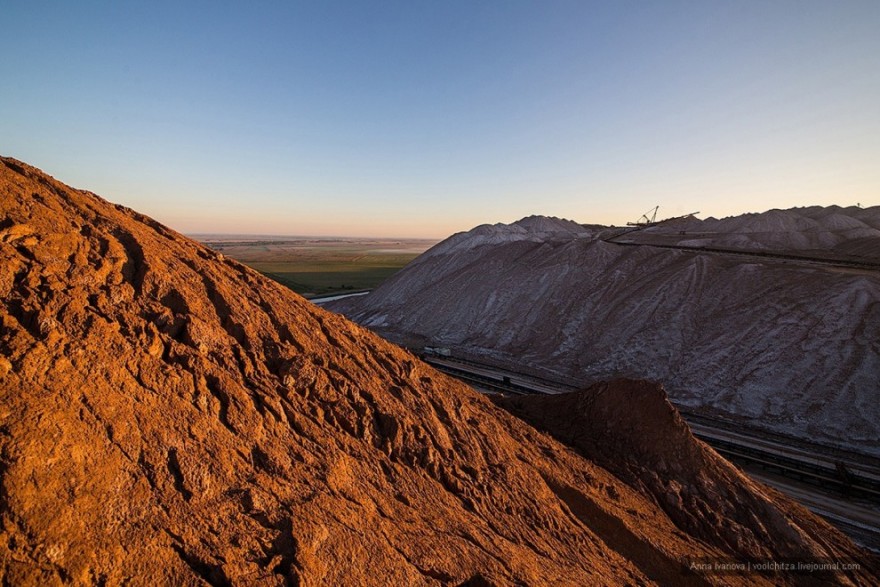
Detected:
[
  {"left": 0, "top": 158, "right": 876, "bottom": 585},
  {"left": 329, "top": 212, "right": 880, "bottom": 456}
]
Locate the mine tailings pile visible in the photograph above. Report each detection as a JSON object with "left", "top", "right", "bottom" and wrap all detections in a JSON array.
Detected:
[
  {"left": 0, "top": 157, "right": 877, "bottom": 585},
  {"left": 328, "top": 212, "right": 880, "bottom": 457}
]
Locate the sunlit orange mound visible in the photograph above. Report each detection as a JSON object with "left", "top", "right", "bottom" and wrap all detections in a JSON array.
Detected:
[{"left": 0, "top": 157, "right": 876, "bottom": 586}]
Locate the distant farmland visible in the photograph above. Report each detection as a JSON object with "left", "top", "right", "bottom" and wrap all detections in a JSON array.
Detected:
[{"left": 197, "top": 237, "right": 437, "bottom": 297}]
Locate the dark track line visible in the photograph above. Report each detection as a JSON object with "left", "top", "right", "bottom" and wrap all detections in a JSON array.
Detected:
[{"left": 601, "top": 231, "right": 880, "bottom": 271}]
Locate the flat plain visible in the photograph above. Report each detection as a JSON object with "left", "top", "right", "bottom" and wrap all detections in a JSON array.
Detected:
[{"left": 197, "top": 236, "right": 438, "bottom": 297}]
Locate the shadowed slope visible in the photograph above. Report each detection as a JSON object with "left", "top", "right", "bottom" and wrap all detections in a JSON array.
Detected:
[{"left": 497, "top": 380, "right": 872, "bottom": 564}]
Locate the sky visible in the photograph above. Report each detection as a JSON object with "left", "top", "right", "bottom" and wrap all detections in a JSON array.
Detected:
[{"left": 2, "top": 1, "right": 878, "bottom": 238}]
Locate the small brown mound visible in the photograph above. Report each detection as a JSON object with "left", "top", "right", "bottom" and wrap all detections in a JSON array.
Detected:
[{"left": 496, "top": 379, "right": 875, "bottom": 567}]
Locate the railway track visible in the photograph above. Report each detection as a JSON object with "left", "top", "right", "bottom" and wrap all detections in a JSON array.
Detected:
[{"left": 695, "top": 434, "right": 880, "bottom": 501}]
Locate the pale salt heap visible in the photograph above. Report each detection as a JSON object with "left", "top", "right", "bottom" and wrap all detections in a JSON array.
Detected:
[{"left": 330, "top": 206, "right": 880, "bottom": 456}]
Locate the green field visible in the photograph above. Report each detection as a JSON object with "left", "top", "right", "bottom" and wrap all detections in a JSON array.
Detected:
[{"left": 198, "top": 237, "right": 437, "bottom": 297}]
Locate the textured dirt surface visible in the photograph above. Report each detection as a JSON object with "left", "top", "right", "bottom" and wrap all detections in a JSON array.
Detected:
[
  {"left": 329, "top": 213, "right": 880, "bottom": 455},
  {"left": 0, "top": 157, "right": 876, "bottom": 585}
]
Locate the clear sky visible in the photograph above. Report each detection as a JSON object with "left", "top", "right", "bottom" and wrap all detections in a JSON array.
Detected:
[{"left": 2, "top": 1, "right": 878, "bottom": 238}]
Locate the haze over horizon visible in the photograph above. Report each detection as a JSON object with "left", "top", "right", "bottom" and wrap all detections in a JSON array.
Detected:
[{"left": 2, "top": 1, "right": 878, "bottom": 238}]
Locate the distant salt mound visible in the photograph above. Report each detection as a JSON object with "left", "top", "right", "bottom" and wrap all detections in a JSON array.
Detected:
[
  {"left": 816, "top": 212, "right": 873, "bottom": 231},
  {"left": 852, "top": 206, "right": 880, "bottom": 230},
  {"left": 631, "top": 206, "right": 880, "bottom": 255},
  {"left": 739, "top": 209, "right": 820, "bottom": 233},
  {"left": 513, "top": 215, "right": 589, "bottom": 234},
  {"left": 423, "top": 215, "right": 592, "bottom": 259},
  {"left": 331, "top": 208, "right": 880, "bottom": 456},
  {"left": 801, "top": 204, "right": 880, "bottom": 229}
]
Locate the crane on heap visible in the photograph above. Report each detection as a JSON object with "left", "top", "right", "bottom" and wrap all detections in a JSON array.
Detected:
[{"left": 627, "top": 205, "right": 660, "bottom": 227}]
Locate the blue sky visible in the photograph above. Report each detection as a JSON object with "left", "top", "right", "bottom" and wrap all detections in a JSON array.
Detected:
[{"left": 2, "top": 1, "right": 878, "bottom": 237}]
